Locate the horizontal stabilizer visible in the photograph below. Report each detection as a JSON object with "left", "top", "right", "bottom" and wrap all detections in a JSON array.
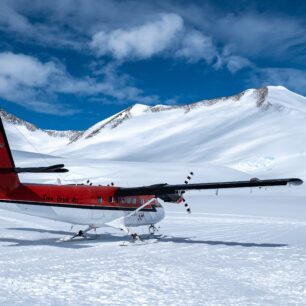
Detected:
[
  {"left": 117, "top": 178, "right": 303, "bottom": 197},
  {"left": 15, "top": 164, "right": 69, "bottom": 173}
]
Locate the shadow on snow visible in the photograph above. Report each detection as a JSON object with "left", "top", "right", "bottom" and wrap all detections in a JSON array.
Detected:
[
  {"left": 0, "top": 227, "right": 288, "bottom": 249},
  {"left": 157, "top": 236, "right": 288, "bottom": 248}
]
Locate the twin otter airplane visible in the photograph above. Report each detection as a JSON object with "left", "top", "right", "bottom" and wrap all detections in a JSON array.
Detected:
[{"left": 0, "top": 117, "right": 303, "bottom": 241}]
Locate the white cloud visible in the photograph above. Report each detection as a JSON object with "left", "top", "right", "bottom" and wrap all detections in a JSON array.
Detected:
[
  {"left": 0, "top": 52, "right": 58, "bottom": 87},
  {"left": 91, "top": 13, "right": 183, "bottom": 59},
  {"left": 0, "top": 1, "right": 32, "bottom": 34},
  {"left": 74, "top": 63, "right": 160, "bottom": 105},
  {"left": 209, "top": 12, "right": 306, "bottom": 62},
  {"left": 250, "top": 67, "right": 306, "bottom": 94},
  {"left": 225, "top": 55, "right": 252, "bottom": 73},
  {"left": 175, "top": 30, "right": 217, "bottom": 64},
  {"left": 213, "top": 46, "right": 252, "bottom": 73},
  {"left": 2, "top": 1, "right": 306, "bottom": 66},
  {"left": 0, "top": 2, "right": 264, "bottom": 74},
  {"left": 90, "top": 13, "right": 251, "bottom": 73},
  {"left": 0, "top": 52, "right": 161, "bottom": 114},
  {"left": 0, "top": 52, "right": 74, "bottom": 115},
  {"left": 90, "top": 14, "right": 220, "bottom": 65}
]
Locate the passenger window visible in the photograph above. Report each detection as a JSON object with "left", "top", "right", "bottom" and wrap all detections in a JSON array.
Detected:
[
  {"left": 141, "top": 199, "right": 145, "bottom": 204},
  {"left": 98, "top": 196, "right": 102, "bottom": 204},
  {"left": 109, "top": 196, "right": 113, "bottom": 203},
  {"left": 121, "top": 198, "right": 125, "bottom": 204},
  {"left": 132, "top": 198, "right": 137, "bottom": 205},
  {"left": 127, "top": 198, "right": 132, "bottom": 204}
]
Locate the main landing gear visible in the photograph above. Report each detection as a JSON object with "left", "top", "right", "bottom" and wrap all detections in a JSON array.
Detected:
[
  {"left": 148, "top": 224, "right": 159, "bottom": 235},
  {"left": 131, "top": 233, "right": 140, "bottom": 241},
  {"left": 129, "top": 224, "right": 159, "bottom": 241},
  {"left": 120, "top": 224, "right": 160, "bottom": 246},
  {"left": 59, "top": 225, "right": 96, "bottom": 242}
]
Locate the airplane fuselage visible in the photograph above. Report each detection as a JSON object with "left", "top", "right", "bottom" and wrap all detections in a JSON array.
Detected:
[{"left": 0, "top": 183, "right": 165, "bottom": 227}]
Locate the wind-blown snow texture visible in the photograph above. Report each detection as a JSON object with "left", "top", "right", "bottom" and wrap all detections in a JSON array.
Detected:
[{"left": 1, "top": 86, "right": 306, "bottom": 305}]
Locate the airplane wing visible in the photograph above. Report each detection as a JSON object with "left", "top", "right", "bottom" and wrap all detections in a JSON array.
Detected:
[
  {"left": 117, "top": 178, "right": 303, "bottom": 201},
  {"left": 15, "top": 164, "right": 69, "bottom": 173}
]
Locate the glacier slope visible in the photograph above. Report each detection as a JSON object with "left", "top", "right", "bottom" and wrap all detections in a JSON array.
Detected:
[{"left": 54, "top": 86, "right": 306, "bottom": 178}]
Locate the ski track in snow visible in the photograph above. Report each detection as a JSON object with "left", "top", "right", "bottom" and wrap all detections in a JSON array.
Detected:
[{"left": 1, "top": 196, "right": 306, "bottom": 306}]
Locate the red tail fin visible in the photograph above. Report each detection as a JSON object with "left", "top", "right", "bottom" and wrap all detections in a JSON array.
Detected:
[{"left": 0, "top": 117, "right": 20, "bottom": 192}]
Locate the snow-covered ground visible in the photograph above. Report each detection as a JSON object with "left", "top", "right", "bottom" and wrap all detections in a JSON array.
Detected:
[
  {"left": 1, "top": 85, "right": 306, "bottom": 305},
  {"left": 1, "top": 151, "right": 306, "bottom": 305},
  {"left": 1, "top": 193, "right": 306, "bottom": 305}
]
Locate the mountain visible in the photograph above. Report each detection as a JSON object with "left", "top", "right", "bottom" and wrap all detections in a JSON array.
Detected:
[
  {"left": 2, "top": 86, "right": 306, "bottom": 177},
  {"left": 0, "top": 109, "right": 81, "bottom": 153},
  {"left": 55, "top": 86, "right": 306, "bottom": 176}
]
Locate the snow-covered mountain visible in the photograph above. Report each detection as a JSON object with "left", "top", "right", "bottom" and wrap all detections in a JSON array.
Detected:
[
  {"left": 58, "top": 86, "right": 306, "bottom": 176},
  {"left": 2, "top": 85, "right": 306, "bottom": 177},
  {"left": 0, "top": 109, "right": 81, "bottom": 153}
]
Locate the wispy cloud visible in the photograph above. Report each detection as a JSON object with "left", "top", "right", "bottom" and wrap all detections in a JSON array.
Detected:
[
  {"left": 0, "top": 1, "right": 82, "bottom": 49},
  {"left": 213, "top": 12, "right": 306, "bottom": 61},
  {"left": 250, "top": 67, "right": 306, "bottom": 95},
  {"left": 90, "top": 12, "right": 246, "bottom": 72},
  {"left": 2, "top": 1, "right": 306, "bottom": 64},
  {"left": 1, "top": 0, "right": 306, "bottom": 112},
  {"left": 174, "top": 30, "right": 217, "bottom": 64},
  {"left": 0, "top": 52, "right": 77, "bottom": 115},
  {"left": 91, "top": 14, "right": 184, "bottom": 60},
  {"left": 0, "top": 52, "right": 161, "bottom": 114},
  {"left": 213, "top": 46, "right": 253, "bottom": 73}
]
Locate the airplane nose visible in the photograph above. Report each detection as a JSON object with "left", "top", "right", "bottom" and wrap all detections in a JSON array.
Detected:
[{"left": 155, "top": 203, "right": 165, "bottom": 223}]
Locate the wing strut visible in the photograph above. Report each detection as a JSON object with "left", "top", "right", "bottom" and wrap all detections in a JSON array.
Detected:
[{"left": 105, "top": 198, "right": 156, "bottom": 235}]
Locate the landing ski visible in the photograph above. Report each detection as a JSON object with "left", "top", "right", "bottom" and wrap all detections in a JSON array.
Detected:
[{"left": 119, "top": 234, "right": 165, "bottom": 246}]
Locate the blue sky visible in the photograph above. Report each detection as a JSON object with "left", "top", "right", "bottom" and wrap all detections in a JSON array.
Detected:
[{"left": 0, "top": 0, "right": 305, "bottom": 130}]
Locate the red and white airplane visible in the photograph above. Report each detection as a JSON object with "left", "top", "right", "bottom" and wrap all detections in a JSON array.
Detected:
[{"left": 0, "top": 117, "right": 303, "bottom": 241}]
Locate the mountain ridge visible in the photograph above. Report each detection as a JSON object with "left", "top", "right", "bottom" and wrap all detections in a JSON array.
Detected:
[
  {"left": 0, "top": 109, "right": 81, "bottom": 141},
  {"left": 1, "top": 85, "right": 306, "bottom": 178}
]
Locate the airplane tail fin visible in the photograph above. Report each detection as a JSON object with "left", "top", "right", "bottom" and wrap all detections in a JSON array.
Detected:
[{"left": 0, "top": 116, "right": 20, "bottom": 191}]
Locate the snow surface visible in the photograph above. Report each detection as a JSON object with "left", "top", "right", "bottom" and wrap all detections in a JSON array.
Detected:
[
  {"left": 0, "top": 151, "right": 305, "bottom": 305},
  {"left": 1, "top": 86, "right": 306, "bottom": 305},
  {"left": 1, "top": 195, "right": 306, "bottom": 306}
]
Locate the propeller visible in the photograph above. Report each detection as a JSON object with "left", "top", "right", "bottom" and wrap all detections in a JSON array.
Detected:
[
  {"left": 86, "top": 180, "right": 93, "bottom": 186},
  {"left": 180, "top": 171, "right": 193, "bottom": 214}
]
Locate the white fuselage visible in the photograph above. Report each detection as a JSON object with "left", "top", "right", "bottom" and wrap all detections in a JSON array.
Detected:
[{"left": 0, "top": 200, "right": 165, "bottom": 228}]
